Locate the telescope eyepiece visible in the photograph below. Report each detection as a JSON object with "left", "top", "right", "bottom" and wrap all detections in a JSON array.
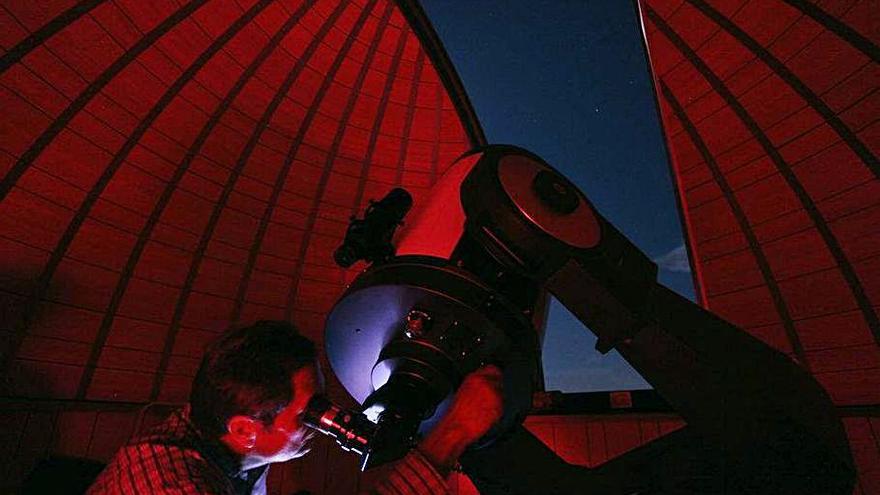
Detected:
[{"left": 303, "top": 395, "right": 375, "bottom": 456}]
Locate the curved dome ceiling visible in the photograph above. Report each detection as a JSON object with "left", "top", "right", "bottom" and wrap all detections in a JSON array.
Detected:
[
  {"left": 639, "top": 0, "right": 878, "bottom": 490},
  {"left": 0, "top": 0, "right": 484, "bottom": 404},
  {"left": 642, "top": 0, "right": 878, "bottom": 405}
]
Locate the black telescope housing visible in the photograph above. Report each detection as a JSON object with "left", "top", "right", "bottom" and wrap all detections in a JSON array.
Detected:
[
  {"left": 320, "top": 255, "right": 541, "bottom": 470},
  {"left": 333, "top": 187, "right": 412, "bottom": 268},
  {"left": 315, "top": 145, "right": 854, "bottom": 494}
]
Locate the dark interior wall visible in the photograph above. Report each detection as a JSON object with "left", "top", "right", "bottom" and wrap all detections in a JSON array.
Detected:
[{"left": 638, "top": 0, "right": 879, "bottom": 492}]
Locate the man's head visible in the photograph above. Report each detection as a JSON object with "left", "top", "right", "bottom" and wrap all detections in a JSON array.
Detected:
[{"left": 190, "top": 320, "right": 323, "bottom": 465}]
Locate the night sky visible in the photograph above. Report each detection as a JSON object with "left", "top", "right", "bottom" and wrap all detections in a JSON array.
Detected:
[{"left": 420, "top": 1, "right": 696, "bottom": 392}]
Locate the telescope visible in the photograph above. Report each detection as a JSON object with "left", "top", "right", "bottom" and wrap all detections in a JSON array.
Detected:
[{"left": 303, "top": 145, "right": 854, "bottom": 493}]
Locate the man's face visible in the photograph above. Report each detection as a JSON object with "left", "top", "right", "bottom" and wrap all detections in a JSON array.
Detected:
[{"left": 250, "top": 363, "right": 324, "bottom": 464}]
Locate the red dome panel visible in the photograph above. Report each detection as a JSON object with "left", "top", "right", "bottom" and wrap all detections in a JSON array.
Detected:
[
  {"left": 0, "top": 0, "right": 483, "bottom": 414},
  {"left": 640, "top": 0, "right": 879, "bottom": 490}
]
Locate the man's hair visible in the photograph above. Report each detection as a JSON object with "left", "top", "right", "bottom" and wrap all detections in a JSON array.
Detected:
[{"left": 189, "top": 320, "right": 316, "bottom": 437}]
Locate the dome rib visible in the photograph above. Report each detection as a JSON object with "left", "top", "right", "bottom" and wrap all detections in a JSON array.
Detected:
[
  {"left": 75, "top": 0, "right": 319, "bottom": 401},
  {"left": 150, "top": 0, "right": 358, "bottom": 402},
  {"left": 2, "top": 0, "right": 277, "bottom": 389},
  {"left": 348, "top": 22, "right": 412, "bottom": 217},
  {"left": 235, "top": 0, "right": 383, "bottom": 327},
  {"left": 659, "top": 3, "right": 856, "bottom": 149},
  {"left": 277, "top": 0, "right": 396, "bottom": 326},
  {"left": 0, "top": 0, "right": 210, "bottom": 204},
  {"left": 687, "top": 0, "right": 878, "bottom": 180},
  {"left": 393, "top": 50, "right": 426, "bottom": 186},
  {"left": 659, "top": 80, "right": 809, "bottom": 368},
  {"left": 780, "top": 0, "right": 880, "bottom": 64},
  {"left": 0, "top": 0, "right": 106, "bottom": 75},
  {"left": 645, "top": 4, "right": 880, "bottom": 354}
]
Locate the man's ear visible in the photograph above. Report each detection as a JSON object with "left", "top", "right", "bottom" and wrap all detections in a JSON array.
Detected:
[{"left": 225, "top": 416, "right": 260, "bottom": 451}]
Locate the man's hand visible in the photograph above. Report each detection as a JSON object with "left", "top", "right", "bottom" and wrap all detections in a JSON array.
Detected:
[
  {"left": 444, "top": 365, "right": 505, "bottom": 441},
  {"left": 417, "top": 365, "right": 504, "bottom": 474}
]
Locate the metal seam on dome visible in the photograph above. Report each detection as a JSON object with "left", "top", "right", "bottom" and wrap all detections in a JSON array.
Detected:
[
  {"left": 685, "top": 133, "right": 878, "bottom": 212},
  {"left": 394, "top": 50, "right": 426, "bottom": 187},
  {"left": 661, "top": 81, "right": 809, "bottom": 370},
  {"left": 394, "top": 0, "right": 485, "bottom": 147},
  {"left": 670, "top": 0, "right": 860, "bottom": 156},
  {"left": 0, "top": 0, "right": 209, "bottom": 204},
  {"left": 660, "top": 0, "right": 863, "bottom": 143},
  {"left": 664, "top": 25, "right": 829, "bottom": 144},
  {"left": 687, "top": 0, "right": 879, "bottom": 181},
  {"left": 0, "top": 0, "right": 263, "bottom": 381},
  {"left": 327, "top": 11, "right": 410, "bottom": 294},
  {"left": 347, "top": 22, "right": 412, "bottom": 224},
  {"left": 237, "top": 2, "right": 393, "bottom": 322},
  {"left": 705, "top": 252, "right": 880, "bottom": 300},
  {"left": 68, "top": 0, "right": 287, "bottom": 399},
  {"left": 648, "top": 0, "right": 743, "bottom": 84},
  {"left": 681, "top": 92, "right": 878, "bottom": 193},
  {"left": 230, "top": 0, "right": 379, "bottom": 322},
  {"left": 780, "top": 0, "right": 880, "bottom": 64},
  {"left": 271, "top": 0, "right": 388, "bottom": 321},
  {"left": 149, "top": 0, "right": 350, "bottom": 401},
  {"left": 646, "top": 6, "right": 880, "bottom": 356},
  {"left": 429, "top": 69, "right": 442, "bottom": 184},
  {"left": 0, "top": 0, "right": 107, "bottom": 75},
  {"left": 209, "top": 0, "right": 375, "bottom": 322},
  {"left": 659, "top": 6, "right": 834, "bottom": 132},
  {"left": 696, "top": 195, "right": 880, "bottom": 264}
]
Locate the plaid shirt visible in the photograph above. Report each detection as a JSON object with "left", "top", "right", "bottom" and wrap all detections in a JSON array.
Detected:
[{"left": 87, "top": 405, "right": 448, "bottom": 495}]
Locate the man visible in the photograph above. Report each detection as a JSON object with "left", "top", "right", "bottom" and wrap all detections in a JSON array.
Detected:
[{"left": 87, "top": 320, "right": 503, "bottom": 494}]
